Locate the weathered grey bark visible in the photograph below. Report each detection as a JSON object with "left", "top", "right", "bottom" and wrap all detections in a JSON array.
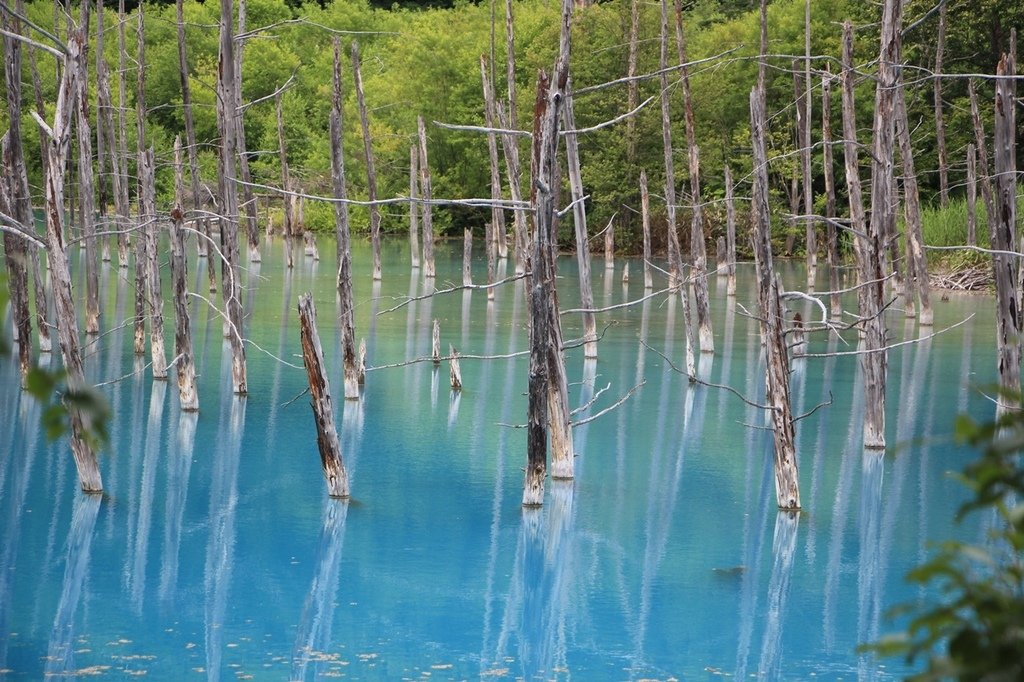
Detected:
[
  {"left": 351, "top": 41, "right": 382, "bottom": 281},
  {"left": 133, "top": 8, "right": 148, "bottom": 356},
  {"left": 724, "top": 165, "right": 737, "bottom": 297},
  {"left": 298, "top": 294, "right": 350, "bottom": 499},
  {"left": 117, "top": 0, "right": 132, "bottom": 267},
  {"left": 821, "top": 68, "right": 841, "bottom": 322},
  {"left": 408, "top": 145, "right": 421, "bottom": 269},
  {"left": 22, "top": 0, "right": 53, "bottom": 354},
  {"left": 95, "top": 0, "right": 110, "bottom": 263},
  {"left": 966, "top": 143, "right": 978, "bottom": 247},
  {"left": 993, "top": 49, "right": 1019, "bottom": 414},
  {"left": 217, "top": 0, "right": 248, "bottom": 395},
  {"left": 1, "top": 9, "right": 34, "bottom": 380},
  {"left": 563, "top": 88, "right": 597, "bottom": 358},
  {"left": 417, "top": 116, "right": 436, "bottom": 278},
  {"left": 42, "top": 22, "right": 103, "bottom": 493},
  {"left": 175, "top": 0, "right": 208, "bottom": 263},
  {"left": 604, "top": 218, "right": 614, "bottom": 270},
  {"left": 140, "top": 149, "right": 167, "bottom": 380},
  {"left": 626, "top": 0, "right": 640, "bottom": 164},
  {"left": 674, "top": 0, "right": 713, "bottom": 353},
  {"left": 432, "top": 319, "right": 441, "bottom": 365},
  {"left": 275, "top": 91, "right": 295, "bottom": 269},
  {"left": 234, "top": 0, "right": 260, "bottom": 263},
  {"left": 658, "top": 0, "right": 683, "bottom": 288},
  {"left": 750, "top": 87, "right": 800, "bottom": 511},
  {"left": 969, "top": 80, "right": 996, "bottom": 235},
  {"left": 330, "top": 38, "right": 359, "bottom": 401},
  {"left": 503, "top": 0, "right": 528, "bottom": 274},
  {"left": 640, "top": 169, "right": 653, "bottom": 290},
  {"left": 463, "top": 229, "right": 473, "bottom": 286},
  {"left": 171, "top": 137, "right": 198, "bottom": 411},
  {"left": 802, "top": 1, "right": 816, "bottom": 286},
  {"left": 933, "top": 1, "right": 949, "bottom": 207},
  {"left": 97, "top": 0, "right": 126, "bottom": 271},
  {"left": 894, "top": 85, "right": 932, "bottom": 325},
  {"left": 481, "top": 55, "right": 508, "bottom": 262},
  {"left": 74, "top": 2, "right": 100, "bottom": 336},
  {"left": 449, "top": 344, "right": 463, "bottom": 391}
]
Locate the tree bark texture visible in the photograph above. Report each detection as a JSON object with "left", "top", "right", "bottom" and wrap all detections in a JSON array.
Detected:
[
  {"left": 417, "top": 116, "right": 436, "bottom": 278},
  {"left": 140, "top": 149, "right": 168, "bottom": 380},
  {"left": 933, "top": 1, "right": 949, "bottom": 207},
  {"left": 176, "top": 0, "right": 208, "bottom": 261},
  {"left": 275, "top": 91, "right": 295, "bottom": 270},
  {"left": 408, "top": 145, "right": 421, "bottom": 269},
  {"left": 171, "top": 137, "right": 199, "bottom": 411},
  {"left": 640, "top": 169, "right": 653, "bottom": 290},
  {"left": 351, "top": 41, "right": 382, "bottom": 281},
  {"left": 750, "top": 87, "right": 800, "bottom": 511},
  {"left": 966, "top": 143, "right": 977, "bottom": 247},
  {"left": 234, "top": 0, "right": 260, "bottom": 263},
  {"left": 331, "top": 38, "right": 359, "bottom": 401},
  {"left": 658, "top": 0, "right": 682, "bottom": 288},
  {"left": 894, "top": 85, "right": 932, "bottom": 325},
  {"left": 563, "top": 88, "right": 597, "bottom": 358},
  {"left": 821, "top": 68, "right": 841, "bottom": 322},
  {"left": 133, "top": 9, "right": 148, "bottom": 356},
  {"left": 481, "top": 55, "right": 508, "bottom": 261},
  {"left": 463, "top": 229, "right": 473, "bottom": 287},
  {"left": 74, "top": 4, "right": 100, "bottom": 336},
  {"left": 298, "top": 293, "right": 350, "bottom": 499},
  {"left": 724, "top": 165, "right": 737, "bottom": 297},
  {"left": 217, "top": 0, "right": 247, "bottom": 395}
]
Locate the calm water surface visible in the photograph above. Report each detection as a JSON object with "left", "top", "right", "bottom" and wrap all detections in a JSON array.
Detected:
[{"left": 0, "top": 237, "right": 999, "bottom": 680}]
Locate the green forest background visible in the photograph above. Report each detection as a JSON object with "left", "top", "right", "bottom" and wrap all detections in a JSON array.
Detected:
[{"left": 8, "top": 0, "right": 1024, "bottom": 254}]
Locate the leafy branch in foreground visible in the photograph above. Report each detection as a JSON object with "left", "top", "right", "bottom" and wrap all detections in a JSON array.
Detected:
[
  {"left": 864, "top": 392, "right": 1024, "bottom": 681},
  {"left": 24, "top": 367, "right": 110, "bottom": 451}
]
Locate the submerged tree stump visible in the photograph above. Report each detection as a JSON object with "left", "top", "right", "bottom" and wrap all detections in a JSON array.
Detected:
[
  {"left": 298, "top": 294, "right": 350, "bottom": 499},
  {"left": 449, "top": 344, "right": 463, "bottom": 391},
  {"left": 417, "top": 116, "right": 436, "bottom": 278},
  {"left": 171, "top": 137, "right": 198, "bottom": 412}
]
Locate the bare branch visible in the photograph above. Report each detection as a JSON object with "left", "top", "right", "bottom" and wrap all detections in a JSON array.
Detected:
[
  {"left": 376, "top": 272, "right": 529, "bottom": 316},
  {"left": 794, "top": 315, "right": 974, "bottom": 358},
  {"left": 572, "top": 381, "right": 646, "bottom": 426}
]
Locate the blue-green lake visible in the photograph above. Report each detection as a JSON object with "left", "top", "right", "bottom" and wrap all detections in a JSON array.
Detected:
[{"left": 0, "top": 237, "right": 998, "bottom": 679}]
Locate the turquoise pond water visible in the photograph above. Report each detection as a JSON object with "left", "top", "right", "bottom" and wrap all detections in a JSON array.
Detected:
[{"left": 0, "top": 236, "right": 1000, "bottom": 680}]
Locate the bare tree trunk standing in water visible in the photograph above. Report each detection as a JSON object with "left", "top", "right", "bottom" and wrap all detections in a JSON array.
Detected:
[
  {"left": 562, "top": 84, "right": 597, "bottom": 359},
  {"left": 171, "top": 137, "right": 199, "bottom": 412},
  {"left": 640, "top": 169, "right": 653, "bottom": 290},
  {"left": 820, "top": 67, "right": 842, "bottom": 323},
  {"left": 933, "top": 1, "right": 949, "bottom": 208},
  {"left": 625, "top": 0, "right": 640, "bottom": 165},
  {"left": 133, "top": 7, "right": 148, "bottom": 356},
  {"left": 801, "top": 0, "right": 816, "bottom": 288},
  {"left": 175, "top": 0, "right": 210, "bottom": 264},
  {"left": 94, "top": 0, "right": 111, "bottom": 264},
  {"left": 140, "top": 149, "right": 168, "bottom": 380},
  {"left": 1, "top": 4, "right": 35, "bottom": 381},
  {"left": 894, "top": 84, "right": 932, "bottom": 325},
  {"left": 234, "top": 0, "right": 260, "bottom": 263},
  {"left": 862, "top": 0, "right": 902, "bottom": 450},
  {"left": 217, "top": 0, "right": 247, "bottom": 395},
  {"left": 351, "top": 41, "right": 382, "bottom": 281},
  {"left": 417, "top": 116, "right": 436, "bottom": 279},
  {"left": 724, "top": 165, "right": 737, "bottom": 297},
  {"left": 408, "top": 145, "right": 420, "bottom": 269},
  {"left": 481, "top": 55, "right": 504, "bottom": 296},
  {"left": 275, "top": 91, "right": 294, "bottom": 269},
  {"left": 673, "top": 0, "right": 713, "bottom": 353},
  {"left": 992, "top": 45, "right": 1019, "bottom": 416},
  {"left": 41, "top": 14, "right": 104, "bottom": 493},
  {"left": 658, "top": 0, "right": 682, "bottom": 289},
  {"left": 74, "top": 2, "right": 100, "bottom": 336},
  {"left": 504, "top": 0, "right": 529, "bottom": 275}
]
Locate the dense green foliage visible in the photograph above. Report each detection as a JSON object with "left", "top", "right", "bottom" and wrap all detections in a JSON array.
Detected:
[
  {"left": 7, "top": 0, "right": 1022, "bottom": 253},
  {"left": 868, "top": 399, "right": 1024, "bottom": 680}
]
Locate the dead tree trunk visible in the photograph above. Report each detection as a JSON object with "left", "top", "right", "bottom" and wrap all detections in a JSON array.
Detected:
[
  {"left": 95, "top": 0, "right": 110, "bottom": 263},
  {"left": 463, "top": 229, "right": 473, "bottom": 286},
  {"left": 604, "top": 219, "right": 614, "bottom": 270},
  {"left": 22, "top": 0, "right": 53, "bottom": 354},
  {"left": 140, "top": 149, "right": 167, "bottom": 380},
  {"left": 449, "top": 344, "right": 463, "bottom": 390},
  {"left": 298, "top": 294, "right": 350, "bottom": 499},
  {"left": 674, "top": 0, "right": 713, "bottom": 352},
  {"left": 408, "top": 145, "right": 421, "bottom": 269},
  {"left": 640, "top": 169, "right": 653, "bottom": 290},
  {"left": 275, "top": 91, "right": 294, "bottom": 269},
  {"left": 750, "top": 87, "right": 800, "bottom": 511},
  {"left": 969, "top": 80, "right": 996, "bottom": 235},
  {"left": 133, "top": 9, "right": 148, "bottom": 356},
  {"left": 432, "top": 319, "right": 441, "bottom": 365},
  {"left": 217, "top": 0, "right": 247, "bottom": 395},
  {"left": 802, "top": 1, "right": 816, "bottom": 287},
  {"left": 933, "top": 1, "right": 949, "bottom": 207},
  {"left": 417, "top": 116, "right": 436, "bottom": 278},
  {"left": 821, "top": 67, "right": 841, "bottom": 322},
  {"left": 351, "top": 41, "right": 382, "bottom": 282},
  {"left": 481, "top": 55, "right": 508, "bottom": 261},
  {"left": 74, "top": 3, "right": 100, "bottom": 336},
  {"left": 993, "top": 49, "right": 1020, "bottom": 414},
  {"left": 234, "top": 0, "right": 260, "bottom": 263},
  {"left": 894, "top": 84, "right": 932, "bottom": 325},
  {"left": 966, "top": 143, "right": 977, "bottom": 247},
  {"left": 626, "top": 0, "right": 640, "bottom": 164},
  {"left": 171, "top": 137, "right": 198, "bottom": 411},
  {"left": 563, "top": 87, "right": 598, "bottom": 358},
  {"left": 42, "top": 22, "right": 103, "bottom": 493},
  {"left": 495, "top": 100, "right": 529, "bottom": 276},
  {"left": 724, "top": 165, "right": 737, "bottom": 297},
  {"left": 658, "top": 0, "right": 682, "bottom": 288},
  {"left": 118, "top": 0, "right": 135, "bottom": 273},
  {"left": 97, "top": 0, "right": 126, "bottom": 272},
  {"left": 1, "top": 8, "right": 35, "bottom": 380},
  {"left": 330, "top": 38, "right": 359, "bottom": 401},
  {"left": 175, "top": 0, "right": 207, "bottom": 261}
]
